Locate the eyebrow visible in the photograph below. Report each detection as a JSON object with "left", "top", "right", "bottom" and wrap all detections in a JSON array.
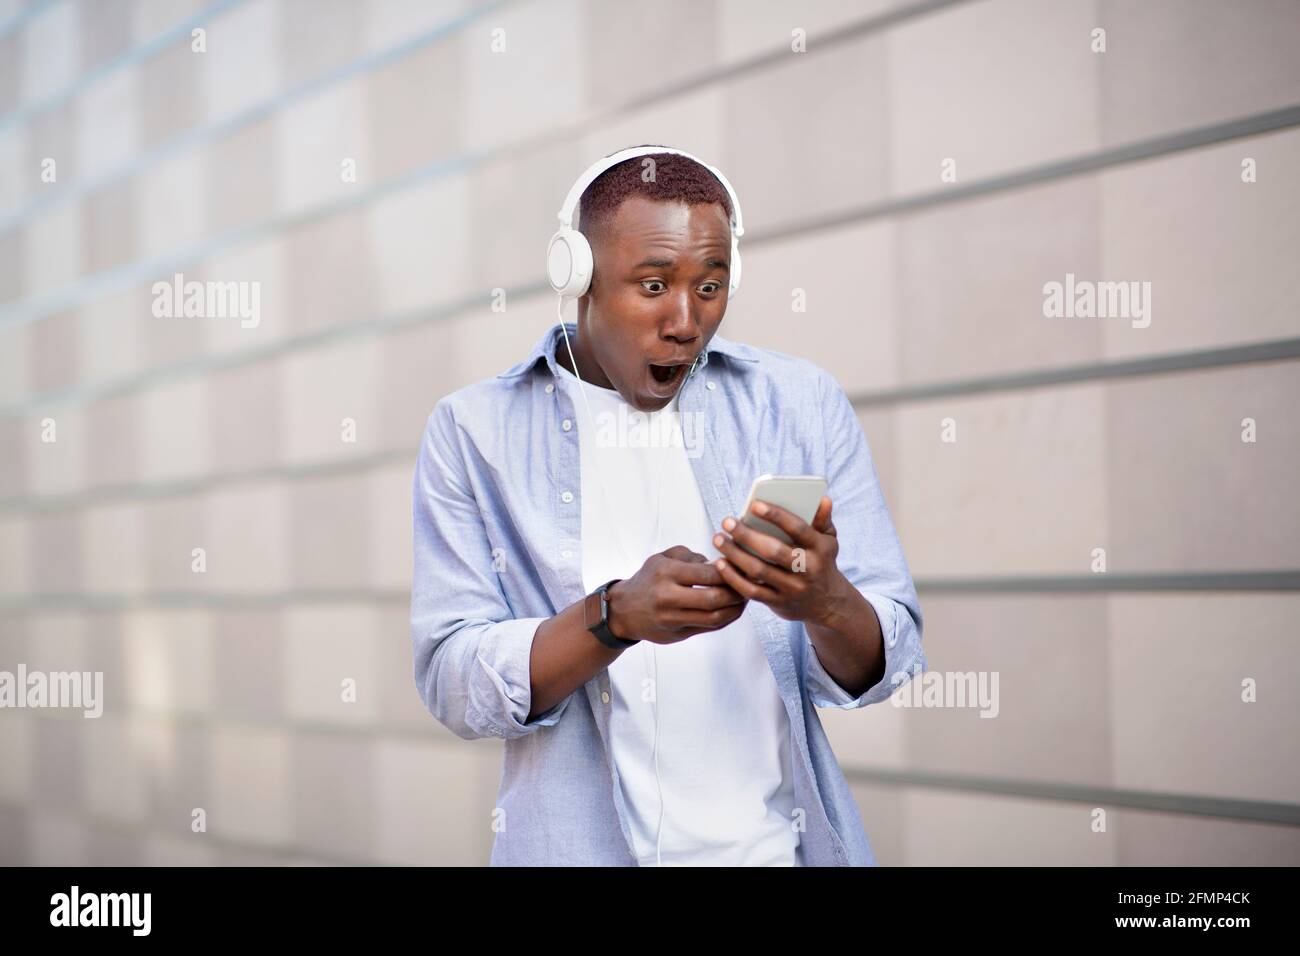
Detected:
[{"left": 632, "top": 256, "right": 729, "bottom": 271}]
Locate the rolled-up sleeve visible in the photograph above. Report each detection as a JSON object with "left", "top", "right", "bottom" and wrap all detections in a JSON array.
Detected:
[
  {"left": 411, "top": 400, "right": 574, "bottom": 739},
  {"left": 802, "top": 372, "right": 926, "bottom": 710}
]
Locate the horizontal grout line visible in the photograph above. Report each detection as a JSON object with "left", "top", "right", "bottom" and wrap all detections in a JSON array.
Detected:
[
  {"left": 0, "top": 0, "right": 246, "bottom": 138},
  {"left": 844, "top": 767, "right": 1300, "bottom": 827},
  {"left": 0, "top": 0, "right": 978, "bottom": 329},
  {"left": 2, "top": 573, "right": 1298, "bottom": 614},
  {"left": 608, "top": 0, "right": 965, "bottom": 120},
  {"left": 1, "top": 338, "right": 1297, "bottom": 517},
  {"left": 0, "top": 707, "right": 489, "bottom": 865},
  {"left": 755, "top": 102, "right": 1300, "bottom": 249},
  {"left": 848, "top": 337, "right": 1300, "bottom": 407},
  {"left": 20, "top": 707, "right": 480, "bottom": 759},
  {"left": 0, "top": 589, "right": 412, "bottom": 612},
  {"left": 15, "top": 707, "right": 1294, "bottom": 832},
  {"left": 3, "top": 106, "right": 1298, "bottom": 420},
  {"left": 0, "top": 796, "right": 388, "bottom": 867},
  {"left": 0, "top": 0, "right": 59, "bottom": 47},
  {"left": 0, "top": 448, "right": 414, "bottom": 515},
  {"left": 2, "top": 281, "right": 497, "bottom": 415},
  {"left": 916, "top": 571, "right": 1300, "bottom": 593},
  {"left": 0, "top": 0, "right": 514, "bottom": 232}
]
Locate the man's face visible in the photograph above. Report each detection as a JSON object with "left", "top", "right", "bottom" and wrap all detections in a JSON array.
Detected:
[{"left": 580, "top": 195, "right": 732, "bottom": 412}]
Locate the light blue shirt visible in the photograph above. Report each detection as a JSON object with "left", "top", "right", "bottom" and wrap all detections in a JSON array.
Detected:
[{"left": 411, "top": 321, "right": 926, "bottom": 865}]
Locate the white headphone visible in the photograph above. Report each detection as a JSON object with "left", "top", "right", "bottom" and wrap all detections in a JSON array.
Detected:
[{"left": 545, "top": 145, "right": 745, "bottom": 300}]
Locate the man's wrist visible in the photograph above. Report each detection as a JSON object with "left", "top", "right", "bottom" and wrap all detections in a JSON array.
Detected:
[
  {"left": 809, "top": 571, "right": 858, "bottom": 633},
  {"left": 585, "top": 579, "right": 637, "bottom": 648},
  {"left": 605, "top": 580, "right": 630, "bottom": 642}
]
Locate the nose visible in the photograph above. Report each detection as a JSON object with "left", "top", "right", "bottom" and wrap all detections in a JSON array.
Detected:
[{"left": 661, "top": 290, "right": 701, "bottom": 347}]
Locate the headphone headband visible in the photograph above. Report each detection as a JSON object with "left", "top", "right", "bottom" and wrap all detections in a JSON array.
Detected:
[{"left": 555, "top": 145, "right": 744, "bottom": 239}]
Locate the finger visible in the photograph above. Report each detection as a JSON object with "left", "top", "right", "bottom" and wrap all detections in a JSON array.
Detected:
[
  {"left": 811, "top": 496, "right": 834, "bottom": 534},
  {"left": 667, "top": 602, "right": 747, "bottom": 630},
  {"left": 714, "top": 532, "right": 800, "bottom": 591},
  {"left": 714, "top": 556, "right": 782, "bottom": 604},
  {"left": 670, "top": 582, "right": 746, "bottom": 611},
  {"left": 664, "top": 545, "right": 713, "bottom": 565},
  {"left": 723, "top": 518, "right": 795, "bottom": 568},
  {"left": 751, "top": 499, "right": 819, "bottom": 548},
  {"left": 661, "top": 545, "right": 702, "bottom": 562},
  {"left": 665, "top": 557, "right": 728, "bottom": 587}
]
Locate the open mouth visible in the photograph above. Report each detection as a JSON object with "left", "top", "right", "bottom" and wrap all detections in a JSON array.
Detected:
[
  {"left": 646, "top": 362, "right": 691, "bottom": 398},
  {"left": 649, "top": 362, "right": 685, "bottom": 385}
]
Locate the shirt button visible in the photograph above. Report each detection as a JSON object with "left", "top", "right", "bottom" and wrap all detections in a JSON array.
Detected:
[
  {"left": 562, "top": 419, "right": 572, "bottom": 431},
  {"left": 706, "top": 380, "right": 716, "bottom": 390},
  {"left": 601, "top": 691, "right": 610, "bottom": 704},
  {"left": 561, "top": 491, "right": 574, "bottom": 503},
  {"left": 545, "top": 383, "right": 554, "bottom": 394},
  {"left": 561, "top": 550, "right": 572, "bottom": 559}
]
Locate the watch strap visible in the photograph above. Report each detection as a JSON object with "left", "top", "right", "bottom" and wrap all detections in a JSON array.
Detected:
[{"left": 586, "top": 578, "right": 638, "bottom": 648}]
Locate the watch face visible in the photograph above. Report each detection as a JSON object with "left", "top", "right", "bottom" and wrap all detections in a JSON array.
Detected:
[{"left": 586, "top": 581, "right": 625, "bottom": 646}]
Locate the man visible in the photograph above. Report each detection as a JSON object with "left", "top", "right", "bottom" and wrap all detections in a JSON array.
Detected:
[{"left": 411, "top": 146, "right": 925, "bottom": 866}]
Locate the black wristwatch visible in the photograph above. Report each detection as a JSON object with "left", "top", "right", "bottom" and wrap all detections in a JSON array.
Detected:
[{"left": 586, "top": 578, "right": 639, "bottom": 649}]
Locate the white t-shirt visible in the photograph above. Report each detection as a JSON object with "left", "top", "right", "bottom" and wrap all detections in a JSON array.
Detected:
[{"left": 556, "top": 361, "right": 802, "bottom": 866}]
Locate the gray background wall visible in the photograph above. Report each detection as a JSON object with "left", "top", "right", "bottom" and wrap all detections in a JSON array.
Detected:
[{"left": 0, "top": 0, "right": 1297, "bottom": 865}]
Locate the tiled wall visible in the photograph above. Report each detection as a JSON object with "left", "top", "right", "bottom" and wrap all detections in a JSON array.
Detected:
[{"left": 0, "top": 0, "right": 1297, "bottom": 865}]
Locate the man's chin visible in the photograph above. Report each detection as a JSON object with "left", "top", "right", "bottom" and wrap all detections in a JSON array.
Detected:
[
  {"left": 629, "top": 383, "right": 679, "bottom": 412},
  {"left": 635, "top": 394, "right": 674, "bottom": 413}
]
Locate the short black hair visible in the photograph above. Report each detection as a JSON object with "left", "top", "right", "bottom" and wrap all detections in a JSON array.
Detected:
[{"left": 577, "top": 146, "right": 734, "bottom": 247}]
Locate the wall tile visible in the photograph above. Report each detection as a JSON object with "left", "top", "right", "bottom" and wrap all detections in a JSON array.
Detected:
[
  {"left": 1099, "top": 0, "right": 1300, "bottom": 146},
  {"left": 1106, "top": 362, "right": 1300, "bottom": 571},
  {"left": 903, "top": 789, "right": 1117, "bottom": 866},
  {"left": 1110, "top": 594, "right": 1300, "bottom": 803},
  {"left": 898, "top": 383, "right": 1108, "bottom": 577},
  {"left": 889, "top": 0, "right": 1099, "bottom": 197}
]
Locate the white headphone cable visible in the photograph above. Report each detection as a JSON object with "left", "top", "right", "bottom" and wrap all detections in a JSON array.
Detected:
[
  {"left": 556, "top": 297, "right": 684, "bottom": 573},
  {"left": 556, "top": 297, "right": 686, "bottom": 867}
]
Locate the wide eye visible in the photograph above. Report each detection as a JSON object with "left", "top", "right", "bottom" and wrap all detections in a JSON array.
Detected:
[
  {"left": 640, "top": 279, "right": 667, "bottom": 294},
  {"left": 699, "top": 281, "right": 721, "bottom": 295}
]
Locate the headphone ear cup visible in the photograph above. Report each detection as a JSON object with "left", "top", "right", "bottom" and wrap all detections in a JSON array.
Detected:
[
  {"left": 728, "top": 239, "right": 742, "bottom": 299},
  {"left": 547, "top": 228, "right": 594, "bottom": 298}
]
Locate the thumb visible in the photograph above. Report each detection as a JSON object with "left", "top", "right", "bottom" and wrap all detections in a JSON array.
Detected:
[{"left": 812, "top": 496, "right": 835, "bottom": 535}]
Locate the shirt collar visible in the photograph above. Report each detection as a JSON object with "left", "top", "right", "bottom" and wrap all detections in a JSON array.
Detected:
[{"left": 497, "top": 320, "right": 759, "bottom": 381}]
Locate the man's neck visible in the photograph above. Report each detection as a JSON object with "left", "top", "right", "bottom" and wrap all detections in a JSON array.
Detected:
[{"left": 556, "top": 328, "right": 613, "bottom": 389}]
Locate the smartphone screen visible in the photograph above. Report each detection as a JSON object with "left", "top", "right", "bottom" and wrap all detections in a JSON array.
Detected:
[{"left": 737, "top": 475, "right": 827, "bottom": 558}]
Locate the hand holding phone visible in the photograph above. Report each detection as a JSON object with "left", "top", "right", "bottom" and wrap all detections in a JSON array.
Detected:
[{"left": 737, "top": 474, "right": 827, "bottom": 559}]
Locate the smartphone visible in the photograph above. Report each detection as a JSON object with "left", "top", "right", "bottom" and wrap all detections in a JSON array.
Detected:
[{"left": 736, "top": 474, "right": 828, "bottom": 559}]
